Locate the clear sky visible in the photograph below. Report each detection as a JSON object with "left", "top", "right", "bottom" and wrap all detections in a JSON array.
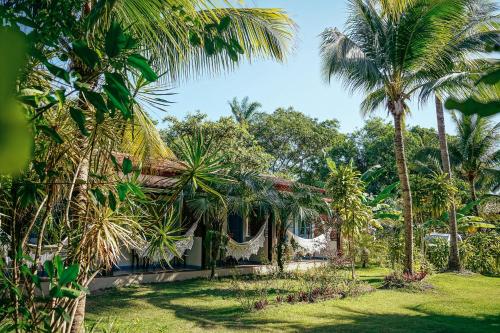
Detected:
[{"left": 151, "top": 0, "right": 497, "bottom": 134}]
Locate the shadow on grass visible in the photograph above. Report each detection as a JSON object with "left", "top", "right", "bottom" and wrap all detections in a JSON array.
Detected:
[{"left": 86, "top": 276, "right": 499, "bottom": 333}]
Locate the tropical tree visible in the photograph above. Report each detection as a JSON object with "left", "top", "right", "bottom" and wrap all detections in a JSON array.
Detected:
[
  {"left": 415, "top": 0, "right": 498, "bottom": 271},
  {"left": 250, "top": 107, "right": 343, "bottom": 181},
  {"left": 450, "top": 113, "right": 499, "bottom": 212},
  {"left": 228, "top": 96, "right": 262, "bottom": 126},
  {"left": 0, "top": 0, "right": 296, "bottom": 331},
  {"left": 326, "top": 159, "right": 372, "bottom": 279},
  {"left": 168, "top": 132, "right": 231, "bottom": 279},
  {"left": 319, "top": 0, "right": 478, "bottom": 274}
]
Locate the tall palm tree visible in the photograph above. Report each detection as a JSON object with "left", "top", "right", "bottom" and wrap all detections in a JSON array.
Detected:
[
  {"left": 416, "top": 0, "right": 498, "bottom": 271},
  {"left": 320, "top": 0, "right": 475, "bottom": 274},
  {"left": 228, "top": 96, "right": 262, "bottom": 125},
  {"left": 450, "top": 113, "right": 499, "bottom": 213}
]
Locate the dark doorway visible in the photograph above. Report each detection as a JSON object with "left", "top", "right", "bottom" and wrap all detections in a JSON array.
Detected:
[{"left": 227, "top": 214, "right": 244, "bottom": 242}]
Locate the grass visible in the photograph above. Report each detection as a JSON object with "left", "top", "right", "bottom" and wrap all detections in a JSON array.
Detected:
[{"left": 86, "top": 267, "right": 500, "bottom": 332}]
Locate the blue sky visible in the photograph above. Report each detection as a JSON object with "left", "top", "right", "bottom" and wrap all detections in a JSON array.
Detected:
[{"left": 151, "top": 0, "right": 496, "bottom": 134}]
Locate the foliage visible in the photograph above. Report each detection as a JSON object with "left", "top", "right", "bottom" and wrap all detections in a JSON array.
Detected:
[
  {"left": 449, "top": 113, "right": 499, "bottom": 201},
  {"left": 161, "top": 112, "right": 272, "bottom": 173},
  {"left": 461, "top": 232, "right": 500, "bottom": 275},
  {"left": 228, "top": 96, "right": 262, "bottom": 126},
  {"left": 0, "top": 255, "right": 85, "bottom": 332},
  {"left": 250, "top": 107, "right": 344, "bottom": 182},
  {"left": 326, "top": 159, "right": 372, "bottom": 278},
  {"left": 426, "top": 238, "right": 450, "bottom": 272}
]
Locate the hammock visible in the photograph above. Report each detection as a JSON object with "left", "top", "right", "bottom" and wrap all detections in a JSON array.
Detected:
[
  {"left": 287, "top": 230, "right": 328, "bottom": 255},
  {"left": 226, "top": 222, "right": 267, "bottom": 261},
  {"left": 136, "top": 221, "right": 198, "bottom": 262},
  {"left": 0, "top": 237, "right": 68, "bottom": 267}
]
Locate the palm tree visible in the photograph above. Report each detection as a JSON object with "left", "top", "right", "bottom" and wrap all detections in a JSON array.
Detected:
[
  {"left": 450, "top": 113, "right": 499, "bottom": 213},
  {"left": 319, "top": 0, "right": 475, "bottom": 274},
  {"left": 228, "top": 96, "right": 262, "bottom": 126},
  {"left": 416, "top": 0, "right": 498, "bottom": 271}
]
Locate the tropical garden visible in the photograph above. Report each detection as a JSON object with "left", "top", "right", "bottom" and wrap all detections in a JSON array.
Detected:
[{"left": 0, "top": 0, "right": 499, "bottom": 332}]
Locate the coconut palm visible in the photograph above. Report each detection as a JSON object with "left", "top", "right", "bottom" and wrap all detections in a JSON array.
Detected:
[
  {"left": 319, "top": 0, "right": 477, "bottom": 274},
  {"left": 228, "top": 96, "right": 262, "bottom": 126},
  {"left": 450, "top": 113, "right": 499, "bottom": 212},
  {"left": 415, "top": 0, "right": 498, "bottom": 271}
]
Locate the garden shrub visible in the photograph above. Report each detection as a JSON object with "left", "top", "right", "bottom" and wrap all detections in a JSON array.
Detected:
[
  {"left": 461, "top": 232, "right": 500, "bottom": 275},
  {"left": 426, "top": 238, "right": 449, "bottom": 272}
]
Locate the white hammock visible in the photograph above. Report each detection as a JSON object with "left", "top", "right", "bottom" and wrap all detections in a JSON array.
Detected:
[
  {"left": 287, "top": 230, "right": 328, "bottom": 255},
  {"left": 226, "top": 222, "right": 267, "bottom": 261},
  {"left": 137, "top": 221, "right": 198, "bottom": 262},
  {"left": 0, "top": 236, "right": 68, "bottom": 267}
]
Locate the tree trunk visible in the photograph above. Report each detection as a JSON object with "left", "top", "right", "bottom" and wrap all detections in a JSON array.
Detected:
[
  {"left": 276, "top": 226, "right": 286, "bottom": 272},
  {"left": 70, "top": 294, "right": 86, "bottom": 333},
  {"left": 468, "top": 176, "right": 479, "bottom": 215},
  {"left": 392, "top": 108, "right": 414, "bottom": 275},
  {"left": 435, "top": 96, "right": 461, "bottom": 271},
  {"left": 349, "top": 232, "right": 355, "bottom": 279}
]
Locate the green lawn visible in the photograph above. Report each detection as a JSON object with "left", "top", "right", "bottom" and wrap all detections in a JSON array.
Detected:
[{"left": 86, "top": 267, "right": 500, "bottom": 332}]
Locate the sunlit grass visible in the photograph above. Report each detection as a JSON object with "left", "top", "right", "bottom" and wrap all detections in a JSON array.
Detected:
[{"left": 86, "top": 267, "right": 500, "bottom": 332}]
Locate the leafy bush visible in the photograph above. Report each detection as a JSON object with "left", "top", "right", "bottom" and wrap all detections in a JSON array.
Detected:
[
  {"left": 461, "top": 233, "right": 500, "bottom": 275},
  {"left": 426, "top": 238, "right": 449, "bottom": 271}
]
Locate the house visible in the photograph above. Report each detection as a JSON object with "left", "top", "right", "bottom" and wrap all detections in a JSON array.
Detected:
[{"left": 112, "top": 153, "right": 338, "bottom": 273}]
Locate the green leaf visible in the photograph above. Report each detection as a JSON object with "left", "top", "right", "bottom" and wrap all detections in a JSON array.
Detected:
[
  {"left": 189, "top": 31, "right": 201, "bottom": 46},
  {"left": 105, "top": 73, "right": 129, "bottom": 97},
  {"left": 122, "top": 157, "right": 133, "bottom": 175},
  {"left": 127, "top": 54, "right": 158, "bottom": 82},
  {"left": 69, "top": 107, "right": 89, "bottom": 136},
  {"left": 83, "top": 90, "right": 107, "bottom": 112},
  {"left": 218, "top": 16, "right": 231, "bottom": 32},
  {"left": 445, "top": 97, "right": 500, "bottom": 117},
  {"left": 37, "top": 125, "right": 63, "bottom": 144},
  {"left": 105, "top": 21, "right": 136, "bottom": 58},
  {"left": 33, "top": 160, "right": 46, "bottom": 181},
  {"left": 49, "top": 286, "right": 63, "bottom": 298},
  {"left": 477, "top": 68, "right": 500, "bottom": 86},
  {"left": 204, "top": 37, "right": 215, "bottom": 56},
  {"left": 53, "top": 256, "right": 64, "bottom": 277},
  {"left": 116, "top": 182, "right": 129, "bottom": 201},
  {"left": 44, "top": 260, "right": 55, "bottom": 280},
  {"left": 227, "top": 48, "right": 238, "bottom": 62},
  {"left": 91, "top": 188, "right": 106, "bottom": 206},
  {"left": 44, "top": 61, "right": 70, "bottom": 83},
  {"left": 110, "top": 154, "right": 120, "bottom": 170},
  {"left": 108, "top": 190, "right": 117, "bottom": 211},
  {"left": 58, "top": 264, "right": 79, "bottom": 286},
  {"left": 127, "top": 182, "right": 145, "bottom": 199},
  {"left": 230, "top": 38, "right": 244, "bottom": 54},
  {"left": 104, "top": 72, "right": 132, "bottom": 119},
  {"left": 60, "top": 287, "right": 82, "bottom": 299},
  {"left": 72, "top": 40, "right": 99, "bottom": 69}
]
